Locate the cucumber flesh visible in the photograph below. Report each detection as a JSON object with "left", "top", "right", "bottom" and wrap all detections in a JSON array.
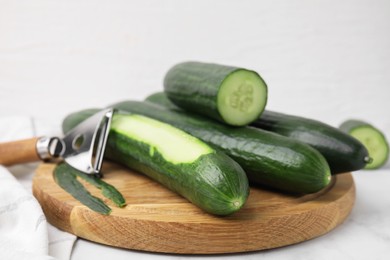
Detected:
[
  {"left": 217, "top": 69, "right": 267, "bottom": 126},
  {"left": 111, "top": 114, "right": 213, "bottom": 164},
  {"left": 341, "top": 121, "right": 389, "bottom": 169}
]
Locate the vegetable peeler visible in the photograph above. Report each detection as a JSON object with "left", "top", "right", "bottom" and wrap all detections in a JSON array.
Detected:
[{"left": 0, "top": 108, "right": 114, "bottom": 175}]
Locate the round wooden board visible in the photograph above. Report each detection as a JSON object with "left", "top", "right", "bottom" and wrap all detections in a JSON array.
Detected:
[{"left": 32, "top": 162, "right": 355, "bottom": 254}]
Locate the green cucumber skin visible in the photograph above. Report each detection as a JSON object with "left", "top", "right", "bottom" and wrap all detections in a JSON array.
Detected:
[
  {"left": 164, "top": 61, "right": 237, "bottom": 123},
  {"left": 163, "top": 61, "right": 267, "bottom": 126},
  {"left": 340, "top": 119, "right": 389, "bottom": 169},
  {"left": 75, "top": 168, "right": 126, "bottom": 208},
  {"left": 63, "top": 113, "right": 249, "bottom": 216},
  {"left": 339, "top": 120, "right": 372, "bottom": 143},
  {"left": 339, "top": 119, "right": 374, "bottom": 132},
  {"left": 253, "top": 112, "right": 370, "bottom": 174},
  {"left": 62, "top": 108, "right": 100, "bottom": 136},
  {"left": 108, "top": 101, "right": 331, "bottom": 194},
  {"left": 147, "top": 92, "right": 369, "bottom": 174},
  {"left": 108, "top": 134, "right": 249, "bottom": 214},
  {"left": 54, "top": 163, "right": 112, "bottom": 215}
]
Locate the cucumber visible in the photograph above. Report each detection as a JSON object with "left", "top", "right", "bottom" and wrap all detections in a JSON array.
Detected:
[
  {"left": 102, "top": 101, "right": 331, "bottom": 194},
  {"left": 147, "top": 92, "right": 370, "bottom": 174},
  {"left": 252, "top": 112, "right": 371, "bottom": 174},
  {"left": 63, "top": 112, "right": 249, "bottom": 216},
  {"left": 164, "top": 61, "right": 268, "bottom": 126},
  {"left": 340, "top": 120, "right": 389, "bottom": 169},
  {"left": 152, "top": 92, "right": 371, "bottom": 174}
]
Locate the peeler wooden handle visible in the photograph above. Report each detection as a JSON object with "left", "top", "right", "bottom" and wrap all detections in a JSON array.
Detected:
[
  {"left": 0, "top": 137, "right": 41, "bottom": 166},
  {"left": 0, "top": 108, "right": 114, "bottom": 173},
  {"left": 0, "top": 136, "right": 61, "bottom": 166}
]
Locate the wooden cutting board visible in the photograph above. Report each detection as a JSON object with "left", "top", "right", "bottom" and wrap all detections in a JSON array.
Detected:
[{"left": 32, "top": 162, "right": 355, "bottom": 254}]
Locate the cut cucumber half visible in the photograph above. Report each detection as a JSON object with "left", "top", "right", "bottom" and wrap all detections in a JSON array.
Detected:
[
  {"left": 217, "top": 69, "right": 267, "bottom": 126},
  {"left": 163, "top": 61, "right": 268, "bottom": 126},
  {"left": 340, "top": 120, "right": 389, "bottom": 169}
]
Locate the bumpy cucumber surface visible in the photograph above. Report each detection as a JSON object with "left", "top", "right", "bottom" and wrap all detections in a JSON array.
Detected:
[
  {"left": 148, "top": 92, "right": 369, "bottom": 174},
  {"left": 164, "top": 61, "right": 268, "bottom": 126},
  {"left": 63, "top": 112, "right": 249, "bottom": 216},
  {"left": 252, "top": 111, "right": 371, "bottom": 174},
  {"left": 106, "top": 100, "right": 331, "bottom": 194},
  {"left": 340, "top": 120, "right": 388, "bottom": 169}
]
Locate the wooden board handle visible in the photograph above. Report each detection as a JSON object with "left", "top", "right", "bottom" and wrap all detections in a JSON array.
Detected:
[{"left": 0, "top": 137, "right": 40, "bottom": 166}]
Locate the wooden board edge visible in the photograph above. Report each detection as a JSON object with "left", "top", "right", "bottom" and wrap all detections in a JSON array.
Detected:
[{"left": 32, "top": 163, "right": 356, "bottom": 255}]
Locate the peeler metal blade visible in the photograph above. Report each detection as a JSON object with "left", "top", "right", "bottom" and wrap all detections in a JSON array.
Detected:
[{"left": 36, "top": 108, "right": 114, "bottom": 175}]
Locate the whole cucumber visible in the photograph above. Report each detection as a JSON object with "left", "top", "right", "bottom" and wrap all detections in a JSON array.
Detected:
[
  {"left": 148, "top": 92, "right": 370, "bottom": 174},
  {"left": 253, "top": 112, "right": 371, "bottom": 174}
]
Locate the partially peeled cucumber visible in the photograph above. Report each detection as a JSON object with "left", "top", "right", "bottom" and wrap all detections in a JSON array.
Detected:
[
  {"left": 340, "top": 120, "right": 389, "bottom": 169},
  {"left": 63, "top": 112, "right": 249, "bottom": 216}
]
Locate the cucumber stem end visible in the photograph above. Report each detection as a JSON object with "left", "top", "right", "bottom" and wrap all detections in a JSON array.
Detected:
[{"left": 364, "top": 156, "right": 373, "bottom": 164}]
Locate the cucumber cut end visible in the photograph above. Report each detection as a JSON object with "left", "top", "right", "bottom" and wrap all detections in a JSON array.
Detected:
[
  {"left": 350, "top": 126, "right": 389, "bottom": 169},
  {"left": 217, "top": 69, "right": 267, "bottom": 126}
]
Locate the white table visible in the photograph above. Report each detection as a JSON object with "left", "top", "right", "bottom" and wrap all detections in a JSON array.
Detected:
[
  {"left": 71, "top": 167, "right": 390, "bottom": 260},
  {"left": 1, "top": 1, "right": 389, "bottom": 259}
]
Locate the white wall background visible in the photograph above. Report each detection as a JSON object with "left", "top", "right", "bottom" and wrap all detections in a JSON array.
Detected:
[{"left": 1, "top": 0, "right": 389, "bottom": 130}]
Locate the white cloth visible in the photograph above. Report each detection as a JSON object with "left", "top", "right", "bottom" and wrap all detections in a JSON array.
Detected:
[{"left": 0, "top": 116, "right": 76, "bottom": 260}]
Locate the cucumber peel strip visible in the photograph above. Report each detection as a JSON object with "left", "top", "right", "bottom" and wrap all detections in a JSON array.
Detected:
[
  {"left": 54, "top": 163, "right": 126, "bottom": 215},
  {"left": 75, "top": 169, "right": 127, "bottom": 208}
]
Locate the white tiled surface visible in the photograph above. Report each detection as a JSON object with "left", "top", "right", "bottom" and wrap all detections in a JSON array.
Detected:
[{"left": 1, "top": 0, "right": 389, "bottom": 259}]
